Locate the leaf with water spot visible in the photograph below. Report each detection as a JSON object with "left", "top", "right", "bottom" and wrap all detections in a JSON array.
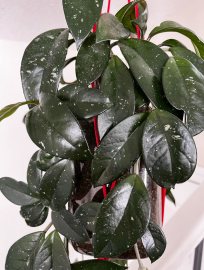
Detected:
[
  {"left": 5, "top": 232, "right": 45, "bottom": 270},
  {"left": 27, "top": 151, "right": 42, "bottom": 194},
  {"left": 25, "top": 207, "right": 49, "bottom": 227},
  {"left": 93, "top": 113, "right": 148, "bottom": 187},
  {"left": 76, "top": 32, "right": 110, "bottom": 85},
  {"left": 36, "top": 150, "right": 62, "bottom": 171},
  {"left": 163, "top": 56, "right": 204, "bottom": 135},
  {"left": 72, "top": 260, "right": 127, "bottom": 270},
  {"left": 159, "top": 39, "right": 186, "bottom": 49},
  {"left": 20, "top": 201, "right": 45, "bottom": 221},
  {"left": 93, "top": 174, "right": 150, "bottom": 258},
  {"left": 142, "top": 110, "right": 197, "bottom": 188}
]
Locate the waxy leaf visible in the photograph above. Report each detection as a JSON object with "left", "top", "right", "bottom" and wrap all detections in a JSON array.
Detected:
[
  {"left": 76, "top": 33, "right": 110, "bottom": 85},
  {"left": 34, "top": 231, "right": 71, "bottom": 270},
  {"left": 0, "top": 101, "right": 38, "bottom": 121},
  {"left": 96, "top": 13, "right": 130, "bottom": 43},
  {"left": 20, "top": 201, "right": 45, "bottom": 221},
  {"left": 40, "top": 29, "right": 69, "bottom": 95},
  {"left": 159, "top": 39, "right": 186, "bottom": 49},
  {"left": 72, "top": 260, "right": 127, "bottom": 270},
  {"left": 97, "top": 55, "right": 135, "bottom": 139},
  {"left": 148, "top": 21, "right": 204, "bottom": 59},
  {"left": 57, "top": 84, "right": 112, "bottom": 119},
  {"left": 93, "top": 174, "right": 150, "bottom": 258},
  {"left": 163, "top": 57, "right": 204, "bottom": 135},
  {"left": 115, "top": 2, "right": 132, "bottom": 23},
  {"left": 26, "top": 207, "right": 49, "bottom": 227},
  {"left": 40, "top": 159, "right": 75, "bottom": 211},
  {"left": 166, "top": 188, "right": 176, "bottom": 205},
  {"left": 119, "top": 39, "right": 181, "bottom": 118},
  {"left": 0, "top": 177, "right": 39, "bottom": 206},
  {"left": 5, "top": 232, "right": 45, "bottom": 270},
  {"left": 74, "top": 202, "right": 100, "bottom": 232},
  {"left": 26, "top": 100, "right": 92, "bottom": 160},
  {"left": 36, "top": 150, "right": 62, "bottom": 171},
  {"left": 141, "top": 220, "right": 166, "bottom": 263},
  {"left": 63, "top": 0, "right": 103, "bottom": 48},
  {"left": 21, "top": 29, "right": 66, "bottom": 104},
  {"left": 142, "top": 110, "right": 197, "bottom": 188},
  {"left": 169, "top": 46, "right": 204, "bottom": 75},
  {"left": 93, "top": 113, "right": 148, "bottom": 187},
  {"left": 27, "top": 151, "right": 42, "bottom": 194},
  {"left": 52, "top": 209, "right": 89, "bottom": 242}
]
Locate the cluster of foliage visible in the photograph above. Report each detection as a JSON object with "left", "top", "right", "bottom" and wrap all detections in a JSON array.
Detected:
[{"left": 1, "top": 0, "right": 204, "bottom": 269}]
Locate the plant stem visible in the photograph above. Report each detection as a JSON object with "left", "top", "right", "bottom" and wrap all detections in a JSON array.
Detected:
[
  {"left": 44, "top": 221, "right": 53, "bottom": 233},
  {"left": 134, "top": 243, "right": 147, "bottom": 270}
]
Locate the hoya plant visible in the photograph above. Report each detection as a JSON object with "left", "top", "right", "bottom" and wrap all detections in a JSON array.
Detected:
[{"left": 1, "top": 0, "right": 204, "bottom": 269}]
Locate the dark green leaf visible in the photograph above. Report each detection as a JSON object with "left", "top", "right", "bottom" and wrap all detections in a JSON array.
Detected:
[
  {"left": 74, "top": 202, "right": 100, "bottom": 232},
  {"left": 26, "top": 207, "right": 49, "bottom": 227},
  {"left": 5, "top": 232, "right": 45, "bottom": 270},
  {"left": 63, "top": 0, "right": 103, "bottom": 48},
  {"left": 169, "top": 46, "right": 204, "bottom": 74},
  {"left": 72, "top": 260, "right": 127, "bottom": 270},
  {"left": 96, "top": 13, "right": 130, "bottom": 43},
  {"left": 192, "top": 41, "right": 201, "bottom": 57},
  {"left": 57, "top": 84, "right": 112, "bottom": 119},
  {"left": 142, "top": 110, "right": 197, "bottom": 188},
  {"left": 76, "top": 33, "right": 110, "bottom": 85},
  {"left": 115, "top": 2, "right": 132, "bottom": 22},
  {"left": 141, "top": 219, "right": 166, "bottom": 263},
  {"left": 20, "top": 201, "right": 45, "bottom": 221},
  {"left": 21, "top": 29, "right": 66, "bottom": 105},
  {"left": 119, "top": 39, "right": 181, "bottom": 118},
  {"left": 166, "top": 188, "right": 176, "bottom": 205},
  {"left": 159, "top": 39, "right": 186, "bottom": 48},
  {"left": 162, "top": 56, "right": 204, "bottom": 135},
  {"left": 36, "top": 150, "right": 62, "bottom": 171},
  {"left": 0, "top": 101, "right": 38, "bottom": 121},
  {"left": 0, "top": 177, "right": 39, "bottom": 206},
  {"left": 92, "top": 113, "right": 148, "bottom": 187},
  {"left": 27, "top": 151, "right": 42, "bottom": 194},
  {"left": 40, "top": 159, "right": 75, "bottom": 211},
  {"left": 34, "top": 231, "right": 71, "bottom": 270},
  {"left": 93, "top": 174, "right": 150, "bottom": 258},
  {"left": 52, "top": 209, "right": 89, "bottom": 242},
  {"left": 68, "top": 39, "right": 75, "bottom": 48},
  {"left": 110, "top": 260, "right": 127, "bottom": 267},
  {"left": 97, "top": 55, "right": 135, "bottom": 139},
  {"left": 148, "top": 21, "right": 204, "bottom": 60},
  {"left": 40, "top": 29, "right": 69, "bottom": 95},
  {"left": 25, "top": 99, "right": 92, "bottom": 160}
]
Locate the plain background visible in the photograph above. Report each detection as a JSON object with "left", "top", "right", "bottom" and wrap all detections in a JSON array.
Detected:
[{"left": 0, "top": 0, "right": 204, "bottom": 268}]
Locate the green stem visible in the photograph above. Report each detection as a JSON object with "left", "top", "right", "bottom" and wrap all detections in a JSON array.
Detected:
[{"left": 44, "top": 221, "right": 53, "bottom": 233}]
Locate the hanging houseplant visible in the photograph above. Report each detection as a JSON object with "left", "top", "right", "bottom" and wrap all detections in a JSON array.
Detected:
[{"left": 0, "top": 0, "right": 204, "bottom": 269}]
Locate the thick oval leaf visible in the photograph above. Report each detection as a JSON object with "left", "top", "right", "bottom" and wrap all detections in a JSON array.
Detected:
[
  {"left": 96, "top": 13, "right": 130, "bottom": 43},
  {"left": 26, "top": 100, "right": 92, "bottom": 160},
  {"left": 0, "top": 177, "right": 39, "bottom": 206},
  {"left": 20, "top": 201, "right": 45, "bottom": 221},
  {"left": 142, "top": 110, "right": 197, "bottom": 188},
  {"left": 5, "top": 232, "right": 45, "bottom": 270},
  {"left": 57, "top": 84, "right": 112, "bottom": 119},
  {"left": 141, "top": 220, "right": 166, "bottom": 263},
  {"left": 162, "top": 56, "right": 204, "bottom": 135},
  {"left": 34, "top": 231, "right": 71, "bottom": 270},
  {"left": 40, "top": 29, "right": 69, "bottom": 95},
  {"left": 26, "top": 207, "right": 49, "bottom": 227},
  {"left": 166, "top": 188, "right": 176, "bottom": 205},
  {"left": 148, "top": 21, "right": 204, "bottom": 60},
  {"left": 0, "top": 101, "right": 38, "bottom": 121},
  {"left": 115, "top": 2, "right": 132, "bottom": 22},
  {"left": 93, "top": 174, "right": 150, "bottom": 258},
  {"left": 40, "top": 159, "right": 75, "bottom": 211},
  {"left": 159, "top": 39, "right": 186, "bottom": 48},
  {"left": 21, "top": 29, "right": 66, "bottom": 104},
  {"left": 52, "top": 209, "right": 89, "bottom": 242},
  {"left": 72, "top": 260, "right": 127, "bottom": 270},
  {"left": 97, "top": 55, "right": 135, "bottom": 139},
  {"left": 169, "top": 46, "right": 204, "bottom": 75},
  {"left": 36, "top": 150, "right": 62, "bottom": 171},
  {"left": 27, "top": 151, "right": 42, "bottom": 194},
  {"left": 63, "top": 0, "right": 103, "bottom": 48},
  {"left": 76, "top": 33, "right": 110, "bottom": 85},
  {"left": 119, "top": 39, "right": 181, "bottom": 118},
  {"left": 74, "top": 202, "right": 100, "bottom": 232},
  {"left": 92, "top": 113, "right": 148, "bottom": 187}
]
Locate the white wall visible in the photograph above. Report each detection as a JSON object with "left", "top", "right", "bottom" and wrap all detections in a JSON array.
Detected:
[{"left": 0, "top": 0, "right": 204, "bottom": 268}]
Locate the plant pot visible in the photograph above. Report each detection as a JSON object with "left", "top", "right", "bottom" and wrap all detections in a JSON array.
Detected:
[{"left": 69, "top": 119, "right": 162, "bottom": 259}]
